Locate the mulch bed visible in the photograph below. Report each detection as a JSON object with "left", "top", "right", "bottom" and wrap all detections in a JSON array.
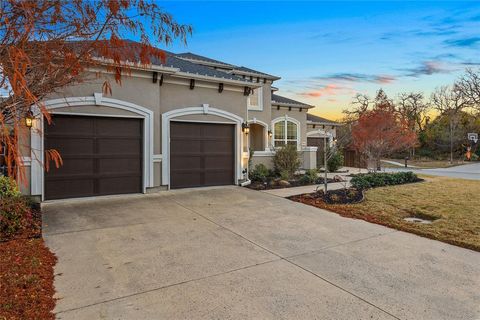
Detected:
[
  {"left": 0, "top": 205, "right": 57, "bottom": 320},
  {"left": 289, "top": 188, "right": 364, "bottom": 205},
  {"left": 247, "top": 177, "right": 335, "bottom": 190}
]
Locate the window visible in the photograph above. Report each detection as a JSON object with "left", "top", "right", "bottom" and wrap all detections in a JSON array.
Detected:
[
  {"left": 273, "top": 118, "right": 298, "bottom": 147},
  {"left": 248, "top": 87, "right": 263, "bottom": 110}
]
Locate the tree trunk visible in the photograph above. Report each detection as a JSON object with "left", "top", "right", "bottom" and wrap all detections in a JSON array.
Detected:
[{"left": 449, "top": 118, "right": 453, "bottom": 164}]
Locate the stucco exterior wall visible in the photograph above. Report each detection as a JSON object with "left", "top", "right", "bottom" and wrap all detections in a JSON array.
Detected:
[{"left": 247, "top": 82, "right": 272, "bottom": 129}]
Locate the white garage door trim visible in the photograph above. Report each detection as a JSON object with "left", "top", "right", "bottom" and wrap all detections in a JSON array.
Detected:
[
  {"left": 161, "top": 104, "right": 244, "bottom": 188},
  {"left": 30, "top": 93, "right": 154, "bottom": 200}
]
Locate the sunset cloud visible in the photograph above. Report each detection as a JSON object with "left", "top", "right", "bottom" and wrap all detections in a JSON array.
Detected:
[{"left": 311, "top": 73, "right": 396, "bottom": 84}]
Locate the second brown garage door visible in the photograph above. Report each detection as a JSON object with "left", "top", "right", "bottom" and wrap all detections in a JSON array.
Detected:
[
  {"left": 44, "top": 115, "right": 143, "bottom": 200},
  {"left": 170, "top": 122, "right": 235, "bottom": 189}
]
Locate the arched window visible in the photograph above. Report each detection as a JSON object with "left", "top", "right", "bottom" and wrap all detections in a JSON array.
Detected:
[{"left": 273, "top": 118, "right": 299, "bottom": 148}]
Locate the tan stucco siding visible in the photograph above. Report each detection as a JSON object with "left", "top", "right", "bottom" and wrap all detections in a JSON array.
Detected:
[
  {"left": 247, "top": 82, "right": 272, "bottom": 128},
  {"left": 172, "top": 114, "right": 237, "bottom": 123}
]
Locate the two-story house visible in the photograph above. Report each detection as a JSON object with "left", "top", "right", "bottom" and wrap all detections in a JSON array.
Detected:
[{"left": 20, "top": 42, "right": 335, "bottom": 201}]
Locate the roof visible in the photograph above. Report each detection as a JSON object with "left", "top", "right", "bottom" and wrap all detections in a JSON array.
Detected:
[
  {"left": 271, "top": 93, "right": 313, "bottom": 108},
  {"left": 307, "top": 114, "right": 339, "bottom": 125},
  {"left": 68, "top": 40, "right": 277, "bottom": 86},
  {"left": 176, "top": 52, "right": 280, "bottom": 80},
  {"left": 175, "top": 52, "right": 235, "bottom": 68},
  {"left": 231, "top": 66, "right": 280, "bottom": 80},
  {"left": 162, "top": 52, "right": 247, "bottom": 82}
]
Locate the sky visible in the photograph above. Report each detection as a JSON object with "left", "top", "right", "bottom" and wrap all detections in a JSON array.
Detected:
[{"left": 157, "top": 1, "right": 480, "bottom": 120}]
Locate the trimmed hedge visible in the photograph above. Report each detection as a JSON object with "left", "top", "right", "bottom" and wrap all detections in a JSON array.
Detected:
[{"left": 350, "top": 172, "right": 420, "bottom": 190}]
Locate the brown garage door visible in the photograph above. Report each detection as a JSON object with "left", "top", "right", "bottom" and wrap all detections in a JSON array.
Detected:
[
  {"left": 44, "top": 115, "right": 143, "bottom": 200},
  {"left": 307, "top": 137, "right": 325, "bottom": 168},
  {"left": 170, "top": 122, "right": 234, "bottom": 189}
]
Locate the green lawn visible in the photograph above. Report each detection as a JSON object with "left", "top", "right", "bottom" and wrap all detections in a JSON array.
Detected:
[{"left": 295, "top": 176, "right": 480, "bottom": 251}]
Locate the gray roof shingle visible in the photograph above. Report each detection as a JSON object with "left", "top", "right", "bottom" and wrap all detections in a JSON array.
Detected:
[
  {"left": 271, "top": 93, "right": 313, "bottom": 108},
  {"left": 175, "top": 52, "right": 235, "bottom": 67},
  {"left": 307, "top": 113, "right": 339, "bottom": 125}
]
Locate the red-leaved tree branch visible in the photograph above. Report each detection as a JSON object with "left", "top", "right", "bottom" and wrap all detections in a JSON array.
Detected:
[
  {"left": 0, "top": 0, "right": 192, "bottom": 182},
  {"left": 351, "top": 92, "right": 417, "bottom": 170}
]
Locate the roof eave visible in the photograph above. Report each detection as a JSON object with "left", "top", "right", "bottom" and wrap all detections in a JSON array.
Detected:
[
  {"left": 230, "top": 69, "right": 281, "bottom": 81},
  {"left": 307, "top": 120, "right": 340, "bottom": 126},
  {"left": 272, "top": 102, "right": 314, "bottom": 109},
  {"left": 173, "top": 71, "right": 263, "bottom": 87}
]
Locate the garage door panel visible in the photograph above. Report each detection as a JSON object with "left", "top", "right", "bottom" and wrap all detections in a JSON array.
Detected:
[
  {"left": 170, "top": 122, "right": 234, "bottom": 189},
  {"left": 170, "top": 140, "right": 201, "bottom": 153},
  {"left": 45, "top": 115, "right": 143, "bottom": 200},
  {"left": 98, "top": 158, "right": 142, "bottom": 174},
  {"left": 205, "top": 155, "right": 233, "bottom": 168},
  {"left": 46, "top": 158, "right": 95, "bottom": 177},
  {"left": 98, "top": 176, "right": 142, "bottom": 195},
  {"left": 97, "top": 138, "right": 142, "bottom": 155},
  {"left": 95, "top": 118, "right": 142, "bottom": 136},
  {"left": 45, "top": 138, "right": 95, "bottom": 155},
  {"left": 203, "top": 141, "right": 232, "bottom": 153},
  {"left": 48, "top": 117, "right": 94, "bottom": 135},
  {"left": 170, "top": 155, "right": 202, "bottom": 170},
  {"left": 204, "top": 171, "right": 233, "bottom": 186},
  {"left": 45, "top": 179, "right": 95, "bottom": 200}
]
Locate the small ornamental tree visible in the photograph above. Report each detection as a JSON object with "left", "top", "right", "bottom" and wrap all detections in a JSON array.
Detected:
[
  {"left": 351, "top": 97, "right": 417, "bottom": 170},
  {"left": 0, "top": 0, "right": 192, "bottom": 182}
]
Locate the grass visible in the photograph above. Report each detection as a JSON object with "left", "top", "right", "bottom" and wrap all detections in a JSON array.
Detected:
[{"left": 292, "top": 176, "right": 480, "bottom": 251}]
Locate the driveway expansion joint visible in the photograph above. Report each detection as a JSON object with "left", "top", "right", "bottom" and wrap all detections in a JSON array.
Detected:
[
  {"left": 56, "top": 258, "right": 282, "bottom": 315},
  {"left": 170, "top": 198, "right": 402, "bottom": 320}
]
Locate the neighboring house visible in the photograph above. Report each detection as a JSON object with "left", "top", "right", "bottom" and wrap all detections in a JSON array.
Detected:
[{"left": 20, "top": 42, "right": 331, "bottom": 201}]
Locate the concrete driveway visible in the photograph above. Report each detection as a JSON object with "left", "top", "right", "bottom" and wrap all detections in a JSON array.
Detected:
[{"left": 43, "top": 187, "right": 480, "bottom": 320}]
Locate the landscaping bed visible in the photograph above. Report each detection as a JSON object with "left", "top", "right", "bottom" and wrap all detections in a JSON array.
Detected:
[
  {"left": 247, "top": 176, "right": 335, "bottom": 190},
  {"left": 290, "top": 174, "right": 480, "bottom": 252},
  {"left": 0, "top": 177, "right": 57, "bottom": 319}
]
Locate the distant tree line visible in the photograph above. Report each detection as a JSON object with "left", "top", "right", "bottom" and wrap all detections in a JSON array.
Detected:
[{"left": 340, "top": 69, "right": 480, "bottom": 164}]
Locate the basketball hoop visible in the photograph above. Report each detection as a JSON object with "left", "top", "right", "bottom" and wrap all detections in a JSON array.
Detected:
[{"left": 468, "top": 133, "right": 478, "bottom": 144}]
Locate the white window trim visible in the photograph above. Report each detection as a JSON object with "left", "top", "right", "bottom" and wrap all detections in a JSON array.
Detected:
[
  {"left": 247, "top": 87, "right": 263, "bottom": 111},
  {"left": 271, "top": 116, "right": 301, "bottom": 150},
  {"left": 30, "top": 94, "right": 154, "bottom": 200}
]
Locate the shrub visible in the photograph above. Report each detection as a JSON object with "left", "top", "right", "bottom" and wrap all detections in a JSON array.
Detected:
[
  {"left": 273, "top": 144, "right": 301, "bottom": 179},
  {"left": 0, "top": 196, "right": 32, "bottom": 238},
  {"left": 350, "top": 171, "right": 420, "bottom": 190},
  {"left": 299, "top": 169, "right": 318, "bottom": 185},
  {"left": 327, "top": 149, "right": 344, "bottom": 172},
  {"left": 298, "top": 174, "right": 311, "bottom": 185},
  {"left": 0, "top": 176, "right": 21, "bottom": 198},
  {"left": 279, "top": 170, "right": 290, "bottom": 181},
  {"left": 249, "top": 164, "right": 270, "bottom": 182}
]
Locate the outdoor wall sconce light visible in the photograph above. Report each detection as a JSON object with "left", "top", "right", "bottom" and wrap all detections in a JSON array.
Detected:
[
  {"left": 24, "top": 111, "right": 34, "bottom": 128},
  {"left": 218, "top": 83, "right": 224, "bottom": 93},
  {"left": 313, "top": 124, "right": 316, "bottom": 129},
  {"left": 152, "top": 71, "right": 158, "bottom": 83},
  {"left": 242, "top": 122, "right": 250, "bottom": 134},
  {"left": 268, "top": 130, "right": 272, "bottom": 137},
  {"left": 189, "top": 79, "right": 195, "bottom": 90}
]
